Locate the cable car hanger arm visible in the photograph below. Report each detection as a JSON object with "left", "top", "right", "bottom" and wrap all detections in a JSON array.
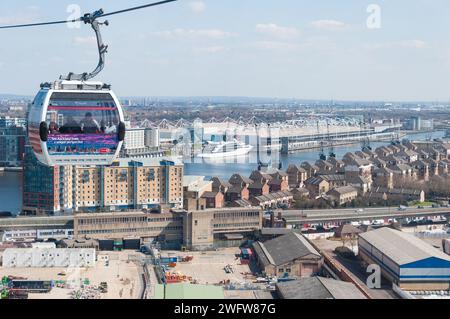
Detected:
[{"left": 62, "top": 10, "right": 108, "bottom": 81}]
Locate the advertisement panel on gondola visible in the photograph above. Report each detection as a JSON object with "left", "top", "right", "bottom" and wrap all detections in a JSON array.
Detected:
[{"left": 47, "top": 134, "right": 118, "bottom": 155}]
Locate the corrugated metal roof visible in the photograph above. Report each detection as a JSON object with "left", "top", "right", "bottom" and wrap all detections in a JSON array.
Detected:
[
  {"left": 359, "top": 227, "right": 450, "bottom": 266},
  {"left": 276, "top": 277, "right": 366, "bottom": 299}
]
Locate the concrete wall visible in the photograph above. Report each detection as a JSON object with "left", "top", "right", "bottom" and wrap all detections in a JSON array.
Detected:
[{"left": 183, "top": 207, "right": 263, "bottom": 250}]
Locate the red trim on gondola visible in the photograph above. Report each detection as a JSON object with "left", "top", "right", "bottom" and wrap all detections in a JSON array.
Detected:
[{"left": 47, "top": 106, "right": 117, "bottom": 111}]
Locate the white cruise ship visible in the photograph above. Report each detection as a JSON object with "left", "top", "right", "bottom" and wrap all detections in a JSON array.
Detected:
[{"left": 197, "top": 140, "right": 253, "bottom": 158}]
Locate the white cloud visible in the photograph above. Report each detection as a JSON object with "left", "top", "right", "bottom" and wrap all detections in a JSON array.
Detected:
[
  {"left": 194, "top": 46, "right": 228, "bottom": 54},
  {"left": 194, "top": 46, "right": 230, "bottom": 55},
  {"left": 189, "top": 1, "right": 206, "bottom": 13},
  {"left": 254, "top": 36, "right": 337, "bottom": 53},
  {"left": 310, "top": 19, "right": 348, "bottom": 31},
  {"left": 365, "top": 40, "right": 427, "bottom": 50},
  {"left": 254, "top": 41, "right": 301, "bottom": 51},
  {"left": 0, "top": 16, "right": 33, "bottom": 25},
  {"left": 256, "top": 23, "right": 299, "bottom": 39},
  {"left": 0, "top": 7, "right": 40, "bottom": 25},
  {"left": 150, "top": 28, "right": 237, "bottom": 40},
  {"left": 73, "top": 36, "right": 97, "bottom": 45},
  {"left": 399, "top": 40, "right": 427, "bottom": 49}
]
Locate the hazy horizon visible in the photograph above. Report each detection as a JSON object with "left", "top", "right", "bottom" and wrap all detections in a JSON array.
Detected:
[{"left": 1, "top": 92, "right": 450, "bottom": 105}]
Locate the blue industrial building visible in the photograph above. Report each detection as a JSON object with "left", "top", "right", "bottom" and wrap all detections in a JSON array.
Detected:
[{"left": 358, "top": 227, "right": 450, "bottom": 291}]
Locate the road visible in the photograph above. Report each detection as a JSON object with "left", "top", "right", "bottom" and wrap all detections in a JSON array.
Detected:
[{"left": 277, "top": 207, "right": 450, "bottom": 224}]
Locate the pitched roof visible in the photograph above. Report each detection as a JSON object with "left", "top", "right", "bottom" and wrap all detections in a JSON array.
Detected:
[
  {"left": 255, "top": 191, "right": 293, "bottom": 203},
  {"left": 201, "top": 191, "right": 220, "bottom": 199},
  {"left": 336, "top": 224, "right": 362, "bottom": 237},
  {"left": 211, "top": 177, "right": 232, "bottom": 188},
  {"left": 304, "top": 176, "right": 326, "bottom": 186},
  {"left": 276, "top": 277, "right": 366, "bottom": 299},
  {"left": 229, "top": 174, "right": 253, "bottom": 185},
  {"left": 319, "top": 174, "right": 346, "bottom": 182},
  {"left": 234, "top": 199, "right": 253, "bottom": 207},
  {"left": 392, "top": 164, "right": 412, "bottom": 172},
  {"left": 286, "top": 164, "right": 299, "bottom": 173},
  {"left": 228, "top": 185, "right": 246, "bottom": 194},
  {"left": 327, "top": 186, "right": 358, "bottom": 195},
  {"left": 253, "top": 232, "right": 321, "bottom": 267},
  {"left": 346, "top": 175, "right": 370, "bottom": 185}
]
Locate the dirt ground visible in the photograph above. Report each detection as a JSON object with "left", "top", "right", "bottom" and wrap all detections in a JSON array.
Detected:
[{"left": 0, "top": 251, "right": 142, "bottom": 299}]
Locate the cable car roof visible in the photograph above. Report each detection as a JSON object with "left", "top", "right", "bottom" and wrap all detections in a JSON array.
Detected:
[{"left": 41, "top": 80, "right": 111, "bottom": 91}]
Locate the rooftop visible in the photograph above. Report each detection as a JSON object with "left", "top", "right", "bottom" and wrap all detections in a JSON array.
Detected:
[
  {"left": 113, "top": 156, "right": 183, "bottom": 168},
  {"left": 276, "top": 277, "right": 366, "bottom": 299},
  {"left": 359, "top": 227, "right": 450, "bottom": 266},
  {"left": 328, "top": 186, "right": 358, "bottom": 195},
  {"left": 253, "top": 232, "right": 321, "bottom": 267}
]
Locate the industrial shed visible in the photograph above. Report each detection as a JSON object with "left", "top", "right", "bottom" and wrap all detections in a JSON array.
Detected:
[
  {"left": 358, "top": 227, "right": 450, "bottom": 290},
  {"left": 276, "top": 277, "right": 366, "bottom": 299},
  {"left": 2, "top": 248, "right": 96, "bottom": 268},
  {"left": 252, "top": 232, "right": 323, "bottom": 278}
]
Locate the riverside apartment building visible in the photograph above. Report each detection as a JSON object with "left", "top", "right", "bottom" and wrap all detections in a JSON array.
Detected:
[{"left": 23, "top": 151, "right": 183, "bottom": 214}]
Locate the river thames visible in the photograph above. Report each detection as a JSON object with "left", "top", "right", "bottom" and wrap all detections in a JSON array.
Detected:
[{"left": 0, "top": 131, "right": 444, "bottom": 214}]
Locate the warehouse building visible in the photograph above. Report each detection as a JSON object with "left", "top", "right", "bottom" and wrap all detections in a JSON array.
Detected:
[
  {"left": 276, "top": 277, "right": 366, "bottom": 299},
  {"left": 252, "top": 232, "right": 323, "bottom": 278},
  {"left": 358, "top": 227, "right": 450, "bottom": 290},
  {"left": 2, "top": 247, "right": 96, "bottom": 268}
]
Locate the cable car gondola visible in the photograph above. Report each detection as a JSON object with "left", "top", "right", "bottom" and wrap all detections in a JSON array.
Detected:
[
  {"left": 28, "top": 80, "right": 126, "bottom": 166},
  {"left": 26, "top": 9, "right": 128, "bottom": 166}
]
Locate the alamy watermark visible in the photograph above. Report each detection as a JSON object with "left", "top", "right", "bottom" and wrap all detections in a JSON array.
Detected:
[
  {"left": 366, "top": 264, "right": 381, "bottom": 289},
  {"left": 67, "top": 4, "right": 82, "bottom": 29},
  {"left": 367, "top": 4, "right": 381, "bottom": 29}
]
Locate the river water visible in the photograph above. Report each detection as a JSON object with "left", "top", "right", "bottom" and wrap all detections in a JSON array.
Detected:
[
  {"left": 0, "top": 131, "right": 444, "bottom": 213},
  {"left": 0, "top": 171, "right": 23, "bottom": 214}
]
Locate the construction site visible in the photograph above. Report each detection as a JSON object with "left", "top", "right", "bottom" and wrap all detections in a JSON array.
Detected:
[
  {"left": 0, "top": 251, "right": 142, "bottom": 299},
  {"left": 136, "top": 246, "right": 272, "bottom": 299}
]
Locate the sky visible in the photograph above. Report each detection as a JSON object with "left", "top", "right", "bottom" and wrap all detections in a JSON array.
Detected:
[{"left": 1, "top": 0, "right": 450, "bottom": 101}]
